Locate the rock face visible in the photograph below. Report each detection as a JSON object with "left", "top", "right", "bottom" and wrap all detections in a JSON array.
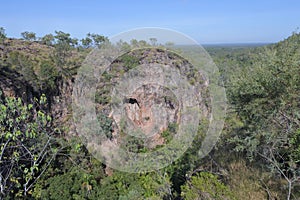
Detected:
[
  {"left": 124, "top": 84, "right": 179, "bottom": 135},
  {"left": 0, "top": 39, "right": 78, "bottom": 135},
  {"left": 0, "top": 66, "right": 34, "bottom": 101},
  {"left": 95, "top": 48, "right": 210, "bottom": 151},
  {"left": 1, "top": 41, "right": 210, "bottom": 153},
  {"left": 118, "top": 84, "right": 180, "bottom": 148}
]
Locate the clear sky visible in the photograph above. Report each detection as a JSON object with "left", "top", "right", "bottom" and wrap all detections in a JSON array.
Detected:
[{"left": 1, "top": 0, "right": 300, "bottom": 44}]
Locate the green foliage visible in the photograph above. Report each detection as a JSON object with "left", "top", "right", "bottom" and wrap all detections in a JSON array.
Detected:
[
  {"left": 8, "top": 51, "right": 39, "bottom": 91},
  {"left": 120, "top": 134, "right": 147, "bottom": 153},
  {"left": 129, "top": 39, "right": 150, "bottom": 48},
  {"left": 227, "top": 33, "right": 300, "bottom": 153},
  {"left": 116, "top": 40, "right": 131, "bottom": 52},
  {"left": 2, "top": 28, "right": 300, "bottom": 199},
  {"left": 31, "top": 137, "right": 105, "bottom": 199},
  {"left": 38, "top": 60, "right": 58, "bottom": 91},
  {"left": 0, "top": 27, "right": 6, "bottom": 43},
  {"left": 227, "top": 33, "right": 300, "bottom": 199},
  {"left": 95, "top": 84, "right": 111, "bottom": 104},
  {"left": 97, "top": 114, "right": 113, "bottom": 139},
  {"left": 291, "top": 129, "right": 300, "bottom": 162},
  {"left": 34, "top": 167, "right": 98, "bottom": 199},
  {"left": 41, "top": 34, "right": 54, "bottom": 46},
  {"left": 166, "top": 119, "right": 208, "bottom": 196},
  {"left": 149, "top": 38, "right": 157, "bottom": 46},
  {"left": 7, "top": 51, "right": 59, "bottom": 93},
  {"left": 0, "top": 93, "right": 56, "bottom": 198},
  {"left": 181, "top": 172, "right": 236, "bottom": 200},
  {"left": 51, "top": 30, "right": 79, "bottom": 78},
  {"left": 32, "top": 138, "right": 171, "bottom": 200},
  {"left": 97, "top": 171, "right": 171, "bottom": 200},
  {"left": 118, "top": 54, "right": 140, "bottom": 70},
  {"left": 21, "top": 31, "right": 36, "bottom": 41},
  {"left": 81, "top": 37, "right": 93, "bottom": 48},
  {"left": 86, "top": 33, "right": 107, "bottom": 48},
  {"left": 161, "top": 123, "right": 178, "bottom": 143},
  {"left": 54, "top": 31, "right": 77, "bottom": 47}
]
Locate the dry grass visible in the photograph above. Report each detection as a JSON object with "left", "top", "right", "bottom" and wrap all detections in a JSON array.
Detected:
[{"left": 228, "top": 160, "right": 284, "bottom": 200}]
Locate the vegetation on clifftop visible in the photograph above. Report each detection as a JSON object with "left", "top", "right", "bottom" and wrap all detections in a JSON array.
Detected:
[{"left": 0, "top": 27, "right": 299, "bottom": 199}]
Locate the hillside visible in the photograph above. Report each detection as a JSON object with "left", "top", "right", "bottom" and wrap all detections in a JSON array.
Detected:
[{"left": 0, "top": 30, "right": 299, "bottom": 199}]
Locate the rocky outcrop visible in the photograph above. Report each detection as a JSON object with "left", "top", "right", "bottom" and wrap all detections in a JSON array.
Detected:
[
  {"left": 118, "top": 84, "right": 180, "bottom": 148},
  {"left": 0, "top": 66, "right": 35, "bottom": 101},
  {"left": 95, "top": 48, "right": 210, "bottom": 150},
  {"left": 1, "top": 42, "right": 210, "bottom": 152}
]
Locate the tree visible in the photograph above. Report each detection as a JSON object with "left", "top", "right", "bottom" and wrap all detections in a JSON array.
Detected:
[
  {"left": 37, "top": 60, "right": 58, "bottom": 92},
  {"left": 149, "top": 37, "right": 157, "bottom": 46},
  {"left": 54, "top": 31, "right": 78, "bottom": 48},
  {"left": 81, "top": 36, "right": 93, "bottom": 48},
  {"left": 130, "top": 39, "right": 139, "bottom": 47},
  {"left": 129, "top": 39, "right": 149, "bottom": 48},
  {"left": 165, "top": 41, "right": 174, "bottom": 47},
  {"left": 21, "top": 31, "right": 36, "bottom": 41},
  {"left": 228, "top": 33, "right": 300, "bottom": 200},
  {"left": 116, "top": 40, "right": 131, "bottom": 52},
  {"left": 87, "top": 33, "right": 106, "bottom": 48},
  {"left": 41, "top": 34, "right": 54, "bottom": 46},
  {"left": 0, "top": 93, "right": 57, "bottom": 198},
  {"left": 52, "top": 31, "right": 75, "bottom": 78},
  {"left": 94, "top": 171, "right": 172, "bottom": 199},
  {"left": 181, "top": 172, "right": 236, "bottom": 200},
  {"left": 0, "top": 27, "right": 6, "bottom": 43},
  {"left": 54, "top": 31, "right": 72, "bottom": 44}
]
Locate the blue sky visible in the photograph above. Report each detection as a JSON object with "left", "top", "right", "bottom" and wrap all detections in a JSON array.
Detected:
[{"left": 1, "top": 0, "right": 300, "bottom": 44}]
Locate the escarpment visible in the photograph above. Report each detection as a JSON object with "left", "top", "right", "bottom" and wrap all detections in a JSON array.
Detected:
[{"left": 94, "top": 48, "right": 210, "bottom": 151}]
